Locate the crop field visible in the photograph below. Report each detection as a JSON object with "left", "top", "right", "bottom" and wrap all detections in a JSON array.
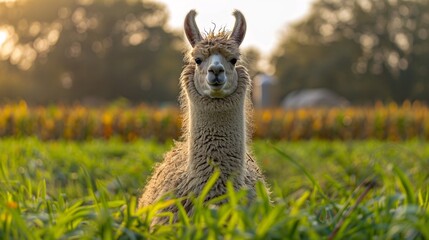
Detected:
[
  {"left": 1, "top": 137, "right": 429, "bottom": 239},
  {"left": 1, "top": 101, "right": 429, "bottom": 141}
]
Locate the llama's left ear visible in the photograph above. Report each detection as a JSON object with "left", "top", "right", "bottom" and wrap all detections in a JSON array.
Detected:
[
  {"left": 230, "top": 10, "right": 247, "bottom": 46},
  {"left": 184, "top": 10, "right": 203, "bottom": 47}
]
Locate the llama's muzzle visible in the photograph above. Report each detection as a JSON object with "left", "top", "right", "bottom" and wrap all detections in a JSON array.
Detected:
[
  {"left": 207, "top": 76, "right": 225, "bottom": 89},
  {"left": 207, "top": 61, "right": 226, "bottom": 89}
]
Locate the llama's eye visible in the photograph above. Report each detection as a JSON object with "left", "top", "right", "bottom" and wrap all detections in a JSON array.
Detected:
[
  {"left": 195, "top": 58, "right": 202, "bottom": 65},
  {"left": 230, "top": 58, "right": 237, "bottom": 65}
]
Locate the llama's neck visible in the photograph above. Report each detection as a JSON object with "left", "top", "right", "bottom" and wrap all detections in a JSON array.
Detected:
[{"left": 187, "top": 100, "right": 247, "bottom": 184}]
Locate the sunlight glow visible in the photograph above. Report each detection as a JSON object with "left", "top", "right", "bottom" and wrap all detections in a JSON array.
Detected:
[
  {"left": 0, "top": 30, "right": 8, "bottom": 46},
  {"left": 0, "top": 0, "right": 16, "bottom": 5}
]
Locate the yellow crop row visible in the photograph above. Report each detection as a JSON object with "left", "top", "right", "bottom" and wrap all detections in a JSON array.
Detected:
[
  {"left": 0, "top": 101, "right": 428, "bottom": 141},
  {"left": 255, "top": 101, "right": 429, "bottom": 141}
]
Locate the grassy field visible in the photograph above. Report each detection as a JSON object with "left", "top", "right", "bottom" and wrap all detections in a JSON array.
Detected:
[{"left": 1, "top": 138, "right": 429, "bottom": 239}]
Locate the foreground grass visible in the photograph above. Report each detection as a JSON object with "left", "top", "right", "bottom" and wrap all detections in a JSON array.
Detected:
[{"left": 0, "top": 138, "right": 428, "bottom": 239}]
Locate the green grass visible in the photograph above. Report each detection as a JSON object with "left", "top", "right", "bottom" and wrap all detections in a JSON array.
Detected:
[{"left": 0, "top": 138, "right": 429, "bottom": 239}]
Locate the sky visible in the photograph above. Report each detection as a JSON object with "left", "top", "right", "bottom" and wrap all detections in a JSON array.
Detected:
[{"left": 154, "top": 0, "right": 314, "bottom": 56}]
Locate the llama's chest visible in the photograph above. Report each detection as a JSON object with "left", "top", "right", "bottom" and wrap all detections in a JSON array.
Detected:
[{"left": 189, "top": 137, "right": 245, "bottom": 173}]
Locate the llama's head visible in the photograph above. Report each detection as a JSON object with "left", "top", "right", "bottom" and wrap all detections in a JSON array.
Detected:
[{"left": 183, "top": 10, "right": 247, "bottom": 99}]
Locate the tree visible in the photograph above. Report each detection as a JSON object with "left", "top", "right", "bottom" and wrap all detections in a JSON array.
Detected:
[
  {"left": 0, "top": 0, "right": 184, "bottom": 104},
  {"left": 242, "top": 47, "right": 262, "bottom": 79},
  {"left": 272, "top": 0, "right": 429, "bottom": 104}
]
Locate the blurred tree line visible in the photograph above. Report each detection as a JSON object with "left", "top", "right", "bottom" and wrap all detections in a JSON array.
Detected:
[
  {"left": 1, "top": 0, "right": 429, "bottom": 105},
  {"left": 273, "top": 0, "right": 429, "bottom": 104},
  {"left": 0, "top": 0, "right": 184, "bottom": 104}
]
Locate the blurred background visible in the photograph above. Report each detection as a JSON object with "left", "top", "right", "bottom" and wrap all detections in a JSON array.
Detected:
[{"left": 1, "top": 0, "right": 429, "bottom": 107}]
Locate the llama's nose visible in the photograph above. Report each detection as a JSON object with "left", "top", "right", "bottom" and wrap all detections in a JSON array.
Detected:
[
  {"left": 207, "top": 64, "right": 226, "bottom": 86},
  {"left": 208, "top": 64, "right": 225, "bottom": 77}
]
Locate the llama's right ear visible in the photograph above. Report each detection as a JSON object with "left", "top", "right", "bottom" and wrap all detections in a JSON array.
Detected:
[
  {"left": 230, "top": 10, "right": 247, "bottom": 46},
  {"left": 184, "top": 10, "right": 203, "bottom": 47}
]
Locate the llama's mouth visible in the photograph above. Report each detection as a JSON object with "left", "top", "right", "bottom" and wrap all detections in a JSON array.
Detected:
[
  {"left": 205, "top": 81, "right": 238, "bottom": 99},
  {"left": 208, "top": 82, "right": 224, "bottom": 90},
  {"left": 207, "top": 76, "right": 225, "bottom": 90},
  {"left": 194, "top": 77, "right": 237, "bottom": 99}
]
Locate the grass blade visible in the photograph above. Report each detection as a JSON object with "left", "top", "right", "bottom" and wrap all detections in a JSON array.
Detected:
[
  {"left": 273, "top": 146, "right": 330, "bottom": 201},
  {"left": 393, "top": 165, "right": 415, "bottom": 204}
]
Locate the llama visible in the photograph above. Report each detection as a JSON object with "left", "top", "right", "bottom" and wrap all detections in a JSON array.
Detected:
[{"left": 138, "top": 9, "right": 268, "bottom": 223}]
